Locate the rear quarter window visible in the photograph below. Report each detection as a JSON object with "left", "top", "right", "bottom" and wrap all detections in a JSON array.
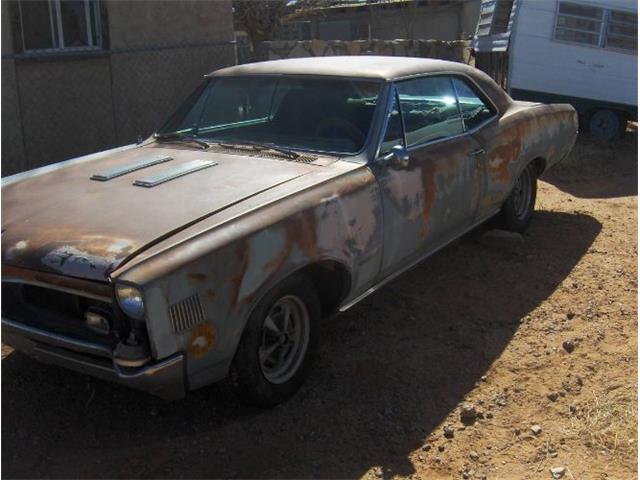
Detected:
[{"left": 451, "top": 77, "right": 496, "bottom": 131}]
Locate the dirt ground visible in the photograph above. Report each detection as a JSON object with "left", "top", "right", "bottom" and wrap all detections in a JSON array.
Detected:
[{"left": 1, "top": 130, "right": 637, "bottom": 480}]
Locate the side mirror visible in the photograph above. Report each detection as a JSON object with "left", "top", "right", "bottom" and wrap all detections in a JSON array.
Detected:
[{"left": 378, "top": 144, "right": 409, "bottom": 168}]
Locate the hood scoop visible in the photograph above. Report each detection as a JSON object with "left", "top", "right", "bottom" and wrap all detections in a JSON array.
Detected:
[
  {"left": 90, "top": 154, "right": 173, "bottom": 181},
  {"left": 133, "top": 159, "right": 218, "bottom": 188}
]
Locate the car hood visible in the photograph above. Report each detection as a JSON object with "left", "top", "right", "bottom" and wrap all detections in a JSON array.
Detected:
[{"left": 1, "top": 143, "right": 331, "bottom": 281}]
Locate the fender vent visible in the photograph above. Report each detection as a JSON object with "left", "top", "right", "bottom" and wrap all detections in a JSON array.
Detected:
[{"left": 168, "top": 294, "right": 206, "bottom": 334}]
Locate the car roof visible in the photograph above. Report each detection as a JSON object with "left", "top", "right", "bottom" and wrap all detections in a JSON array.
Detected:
[
  {"left": 208, "top": 56, "right": 513, "bottom": 113},
  {"left": 210, "top": 56, "right": 475, "bottom": 81}
]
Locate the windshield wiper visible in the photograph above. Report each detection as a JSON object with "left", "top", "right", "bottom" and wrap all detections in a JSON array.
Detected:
[
  {"left": 154, "top": 132, "right": 211, "bottom": 150},
  {"left": 217, "top": 141, "right": 300, "bottom": 160}
]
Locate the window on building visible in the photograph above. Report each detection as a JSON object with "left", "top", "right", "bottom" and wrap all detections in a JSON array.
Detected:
[
  {"left": 18, "top": 0, "right": 101, "bottom": 52},
  {"left": 554, "top": 2, "right": 637, "bottom": 53},
  {"left": 395, "top": 76, "right": 464, "bottom": 147}
]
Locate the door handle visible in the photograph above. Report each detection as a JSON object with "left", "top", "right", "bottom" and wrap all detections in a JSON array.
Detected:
[{"left": 469, "top": 148, "right": 485, "bottom": 156}]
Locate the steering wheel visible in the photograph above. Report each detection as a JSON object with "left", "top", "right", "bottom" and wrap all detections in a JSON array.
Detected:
[{"left": 315, "top": 117, "right": 366, "bottom": 146}]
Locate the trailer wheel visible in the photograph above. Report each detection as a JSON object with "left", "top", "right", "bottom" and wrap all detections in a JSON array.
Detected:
[{"left": 588, "top": 109, "right": 625, "bottom": 140}]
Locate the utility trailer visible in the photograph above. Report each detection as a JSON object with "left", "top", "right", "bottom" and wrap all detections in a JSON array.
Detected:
[{"left": 472, "top": 0, "right": 637, "bottom": 140}]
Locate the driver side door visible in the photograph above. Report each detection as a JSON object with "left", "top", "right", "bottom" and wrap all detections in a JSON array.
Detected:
[{"left": 372, "top": 76, "right": 486, "bottom": 277}]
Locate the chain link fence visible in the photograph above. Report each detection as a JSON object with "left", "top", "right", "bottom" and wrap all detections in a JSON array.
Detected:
[{"left": 2, "top": 41, "right": 236, "bottom": 176}]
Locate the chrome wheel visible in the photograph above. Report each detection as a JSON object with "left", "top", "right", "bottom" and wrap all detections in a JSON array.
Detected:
[
  {"left": 259, "top": 295, "right": 310, "bottom": 384},
  {"left": 512, "top": 167, "right": 533, "bottom": 220}
]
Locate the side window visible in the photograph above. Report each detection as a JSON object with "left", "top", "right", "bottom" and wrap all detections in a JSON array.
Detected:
[
  {"left": 395, "top": 76, "right": 464, "bottom": 147},
  {"left": 451, "top": 77, "right": 496, "bottom": 131},
  {"left": 380, "top": 90, "right": 404, "bottom": 155}
]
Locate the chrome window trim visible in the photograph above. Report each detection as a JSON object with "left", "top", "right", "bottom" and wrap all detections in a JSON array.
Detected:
[
  {"left": 373, "top": 72, "right": 499, "bottom": 155},
  {"left": 373, "top": 82, "right": 401, "bottom": 160},
  {"left": 392, "top": 70, "right": 501, "bottom": 116}
]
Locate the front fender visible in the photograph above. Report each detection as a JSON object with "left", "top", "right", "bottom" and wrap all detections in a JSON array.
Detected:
[{"left": 114, "top": 165, "right": 383, "bottom": 390}]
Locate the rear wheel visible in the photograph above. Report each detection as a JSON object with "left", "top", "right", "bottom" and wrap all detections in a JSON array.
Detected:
[
  {"left": 229, "top": 274, "right": 320, "bottom": 407},
  {"left": 498, "top": 162, "right": 537, "bottom": 233},
  {"left": 588, "top": 109, "right": 626, "bottom": 140}
]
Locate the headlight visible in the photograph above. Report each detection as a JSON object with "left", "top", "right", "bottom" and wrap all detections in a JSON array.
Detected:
[{"left": 115, "top": 284, "right": 145, "bottom": 319}]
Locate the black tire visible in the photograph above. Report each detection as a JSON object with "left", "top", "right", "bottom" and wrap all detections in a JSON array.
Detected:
[
  {"left": 588, "top": 109, "right": 626, "bottom": 141},
  {"left": 498, "top": 162, "right": 537, "bottom": 233},
  {"left": 229, "top": 274, "right": 320, "bottom": 407}
]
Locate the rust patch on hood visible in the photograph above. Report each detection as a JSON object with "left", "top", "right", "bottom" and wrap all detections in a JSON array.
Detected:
[{"left": 2, "top": 227, "right": 135, "bottom": 281}]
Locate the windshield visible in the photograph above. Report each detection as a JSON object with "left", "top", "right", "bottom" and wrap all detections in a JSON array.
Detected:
[{"left": 157, "top": 76, "right": 382, "bottom": 155}]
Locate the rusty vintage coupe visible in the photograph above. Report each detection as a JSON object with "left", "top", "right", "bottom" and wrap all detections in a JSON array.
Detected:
[{"left": 1, "top": 57, "right": 578, "bottom": 405}]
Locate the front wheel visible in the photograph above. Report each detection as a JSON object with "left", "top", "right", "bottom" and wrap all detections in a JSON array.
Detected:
[
  {"left": 229, "top": 274, "right": 320, "bottom": 407},
  {"left": 498, "top": 162, "right": 537, "bottom": 233}
]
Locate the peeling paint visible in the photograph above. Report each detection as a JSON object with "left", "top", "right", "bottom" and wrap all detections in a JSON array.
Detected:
[{"left": 187, "top": 323, "right": 216, "bottom": 358}]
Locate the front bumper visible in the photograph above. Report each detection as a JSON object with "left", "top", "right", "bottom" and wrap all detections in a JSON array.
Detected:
[{"left": 2, "top": 317, "right": 185, "bottom": 400}]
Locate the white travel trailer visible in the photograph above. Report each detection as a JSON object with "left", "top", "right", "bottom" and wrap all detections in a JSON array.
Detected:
[{"left": 472, "top": 0, "right": 637, "bottom": 139}]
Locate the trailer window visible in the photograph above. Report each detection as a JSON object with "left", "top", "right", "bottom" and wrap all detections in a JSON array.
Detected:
[
  {"left": 554, "top": 2, "right": 637, "bottom": 54},
  {"left": 606, "top": 10, "right": 637, "bottom": 52},
  {"left": 554, "top": 2, "right": 603, "bottom": 46}
]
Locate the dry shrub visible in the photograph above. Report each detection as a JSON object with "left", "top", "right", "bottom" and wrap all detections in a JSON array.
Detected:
[{"left": 568, "top": 386, "right": 637, "bottom": 465}]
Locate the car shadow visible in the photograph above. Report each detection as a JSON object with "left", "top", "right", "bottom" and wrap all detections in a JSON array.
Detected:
[
  {"left": 1, "top": 211, "right": 602, "bottom": 479},
  {"left": 543, "top": 131, "right": 637, "bottom": 200}
]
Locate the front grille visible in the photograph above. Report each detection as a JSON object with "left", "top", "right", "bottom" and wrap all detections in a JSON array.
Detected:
[
  {"left": 168, "top": 294, "right": 206, "bottom": 334},
  {"left": 2, "top": 282, "right": 120, "bottom": 349}
]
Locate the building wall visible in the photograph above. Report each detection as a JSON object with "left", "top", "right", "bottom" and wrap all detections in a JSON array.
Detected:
[
  {"left": 1, "top": 0, "right": 27, "bottom": 174},
  {"left": 16, "top": 57, "right": 116, "bottom": 170},
  {"left": 1, "top": 0, "right": 236, "bottom": 176},
  {"left": 280, "top": 0, "right": 481, "bottom": 42}
]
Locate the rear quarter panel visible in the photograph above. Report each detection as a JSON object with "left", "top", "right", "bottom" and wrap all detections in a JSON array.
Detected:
[{"left": 472, "top": 102, "right": 578, "bottom": 215}]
